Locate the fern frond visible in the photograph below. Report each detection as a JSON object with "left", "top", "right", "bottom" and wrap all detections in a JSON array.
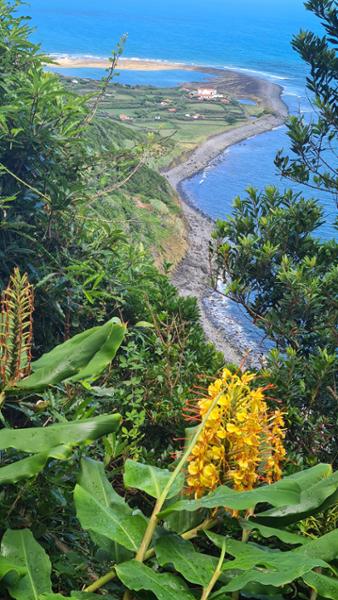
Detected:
[{"left": 0, "top": 268, "right": 34, "bottom": 388}]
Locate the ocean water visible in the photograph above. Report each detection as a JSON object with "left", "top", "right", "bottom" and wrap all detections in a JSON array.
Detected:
[
  {"left": 22, "top": 0, "right": 336, "bottom": 354},
  {"left": 23, "top": 0, "right": 335, "bottom": 234},
  {"left": 48, "top": 67, "right": 210, "bottom": 88}
]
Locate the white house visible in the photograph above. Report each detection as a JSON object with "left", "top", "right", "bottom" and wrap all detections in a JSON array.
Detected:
[{"left": 197, "top": 87, "right": 217, "bottom": 98}]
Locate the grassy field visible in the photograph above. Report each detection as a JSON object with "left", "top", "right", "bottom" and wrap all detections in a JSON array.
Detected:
[
  {"left": 68, "top": 78, "right": 268, "bottom": 168},
  {"left": 61, "top": 76, "right": 269, "bottom": 266}
]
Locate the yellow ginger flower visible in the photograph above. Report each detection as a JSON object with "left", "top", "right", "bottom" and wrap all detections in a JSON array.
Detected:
[{"left": 186, "top": 370, "right": 286, "bottom": 497}]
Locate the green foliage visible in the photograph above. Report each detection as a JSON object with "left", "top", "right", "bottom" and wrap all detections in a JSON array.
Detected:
[
  {"left": 2, "top": 457, "right": 337, "bottom": 600},
  {"left": 275, "top": 0, "right": 338, "bottom": 206},
  {"left": 211, "top": 0, "right": 338, "bottom": 465},
  {"left": 115, "top": 560, "right": 196, "bottom": 600},
  {"left": 212, "top": 187, "right": 337, "bottom": 462},
  {"left": 16, "top": 317, "right": 126, "bottom": 390},
  {"left": 124, "top": 458, "right": 185, "bottom": 499},
  {"left": 303, "top": 570, "right": 338, "bottom": 600},
  {"left": 0, "top": 415, "right": 121, "bottom": 485},
  {"left": 160, "top": 463, "right": 338, "bottom": 524},
  {"left": 155, "top": 535, "right": 218, "bottom": 586},
  {"left": 1, "top": 529, "right": 52, "bottom": 600},
  {"left": 74, "top": 458, "right": 148, "bottom": 553},
  {"left": 0, "top": 1, "right": 157, "bottom": 351}
]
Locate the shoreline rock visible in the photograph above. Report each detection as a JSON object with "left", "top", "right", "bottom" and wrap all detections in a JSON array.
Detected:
[{"left": 164, "top": 69, "right": 287, "bottom": 363}]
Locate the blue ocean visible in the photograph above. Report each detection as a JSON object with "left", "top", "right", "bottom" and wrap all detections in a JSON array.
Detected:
[
  {"left": 22, "top": 0, "right": 336, "bottom": 353},
  {"left": 23, "top": 0, "right": 335, "bottom": 234}
]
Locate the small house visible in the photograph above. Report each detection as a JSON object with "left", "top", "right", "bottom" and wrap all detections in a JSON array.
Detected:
[{"left": 119, "top": 113, "right": 132, "bottom": 122}]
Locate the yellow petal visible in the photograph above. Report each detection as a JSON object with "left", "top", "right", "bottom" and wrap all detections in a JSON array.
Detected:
[
  {"left": 188, "top": 461, "right": 199, "bottom": 475},
  {"left": 226, "top": 422, "right": 241, "bottom": 435}
]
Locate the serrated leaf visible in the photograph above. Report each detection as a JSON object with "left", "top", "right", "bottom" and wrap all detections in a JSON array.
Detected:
[
  {"left": 155, "top": 534, "right": 217, "bottom": 586},
  {"left": 124, "top": 459, "right": 184, "bottom": 500},
  {"left": 115, "top": 560, "right": 196, "bottom": 600},
  {"left": 74, "top": 484, "right": 148, "bottom": 552},
  {"left": 303, "top": 571, "right": 338, "bottom": 600},
  {"left": 1, "top": 529, "right": 52, "bottom": 600}
]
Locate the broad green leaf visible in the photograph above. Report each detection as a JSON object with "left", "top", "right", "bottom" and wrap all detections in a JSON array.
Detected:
[
  {"left": 0, "top": 453, "right": 48, "bottom": 485},
  {"left": 1, "top": 529, "right": 52, "bottom": 600},
  {"left": 74, "top": 484, "right": 148, "bottom": 552},
  {"left": 303, "top": 571, "right": 338, "bottom": 600},
  {"left": 78, "top": 458, "right": 132, "bottom": 562},
  {"left": 155, "top": 534, "right": 217, "bottom": 586},
  {"left": 163, "top": 426, "right": 207, "bottom": 534},
  {"left": 17, "top": 317, "right": 126, "bottom": 389},
  {"left": 0, "top": 556, "right": 26, "bottom": 580},
  {"left": 160, "top": 464, "right": 335, "bottom": 525},
  {"left": 0, "top": 414, "right": 121, "bottom": 454},
  {"left": 40, "top": 593, "right": 119, "bottom": 600},
  {"left": 124, "top": 459, "right": 185, "bottom": 500},
  {"left": 255, "top": 470, "right": 338, "bottom": 526},
  {"left": 293, "top": 529, "right": 338, "bottom": 562},
  {"left": 209, "top": 592, "right": 233, "bottom": 600},
  {"left": 241, "top": 520, "right": 309, "bottom": 545},
  {"left": 163, "top": 505, "right": 207, "bottom": 535},
  {"left": 79, "top": 458, "right": 131, "bottom": 514},
  {"left": 206, "top": 531, "right": 331, "bottom": 592},
  {"left": 115, "top": 560, "right": 196, "bottom": 600},
  {"left": 211, "top": 584, "right": 282, "bottom": 600}
]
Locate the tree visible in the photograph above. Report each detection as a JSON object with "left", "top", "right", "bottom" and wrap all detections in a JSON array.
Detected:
[
  {"left": 211, "top": 0, "right": 338, "bottom": 464},
  {"left": 275, "top": 0, "right": 338, "bottom": 210},
  {"left": 0, "top": 1, "right": 144, "bottom": 349}
]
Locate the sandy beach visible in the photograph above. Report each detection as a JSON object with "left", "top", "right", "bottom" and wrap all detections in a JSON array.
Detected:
[
  {"left": 55, "top": 53, "right": 287, "bottom": 362},
  {"left": 52, "top": 56, "right": 196, "bottom": 71},
  {"left": 163, "top": 70, "right": 288, "bottom": 363}
]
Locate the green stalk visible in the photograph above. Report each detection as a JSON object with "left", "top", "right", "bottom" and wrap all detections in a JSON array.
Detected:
[
  {"left": 232, "top": 508, "right": 254, "bottom": 600},
  {"left": 84, "top": 517, "right": 218, "bottom": 593},
  {"left": 309, "top": 567, "right": 321, "bottom": 600},
  {"left": 201, "top": 540, "right": 226, "bottom": 600},
  {"left": 86, "top": 388, "right": 227, "bottom": 594},
  {"left": 135, "top": 386, "right": 228, "bottom": 563},
  {"left": 84, "top": 569, "right": 117, "bottom": 593}
]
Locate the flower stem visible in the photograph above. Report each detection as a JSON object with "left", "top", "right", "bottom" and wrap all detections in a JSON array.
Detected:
[
  {"left": 84, "top": 569, "right": 117, "bottom": 593},
  {"left": 83, "top": 517, "right": 218, "bottom": 593},
  {"left": 309, "top": 567, "right": 321, "bottom": 600},
  {"left": 201, "top": 540, "right": 226, "bottom": 600},
  {"left": 232, "top": 509, "right": 254, "bottom": 600},
  {"left": 135, "top": 386, "right": 229, "bottom": 563}
]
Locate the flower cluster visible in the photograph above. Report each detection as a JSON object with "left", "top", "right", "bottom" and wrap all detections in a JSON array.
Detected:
[{"left": 186, "top": 369, "right": 286, "bottom": 498}]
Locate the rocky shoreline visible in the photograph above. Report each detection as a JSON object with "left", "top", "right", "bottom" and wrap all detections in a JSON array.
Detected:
[{"left": 164, "top": 69, "right": 288, "bottom": 363}]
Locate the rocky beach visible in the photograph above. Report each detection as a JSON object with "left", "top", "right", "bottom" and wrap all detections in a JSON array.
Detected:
[
  {"left": 55, "top": 53, "right": 289, "bottom": 363},
  {"left": 163, "top": 68, "right": 288, "bottom": 363}
]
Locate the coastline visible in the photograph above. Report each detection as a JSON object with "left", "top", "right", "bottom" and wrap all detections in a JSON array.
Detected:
[
  {"left": 51, "top": 55, "right": 197, "bottom": 71},
  {"left": 163, "top": 72, "right": 288, "bottom": 363},
  {"left": 54, "top": 53, "right": 287, "bottom": 362}
]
